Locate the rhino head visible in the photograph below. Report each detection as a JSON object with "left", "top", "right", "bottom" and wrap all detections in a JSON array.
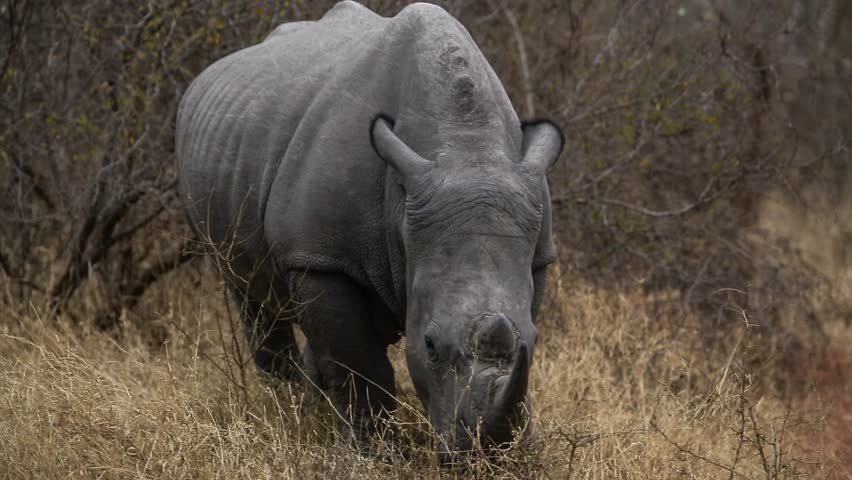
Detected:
[{"left": 370, "top": 115, "right": 562, "bottom": 459}]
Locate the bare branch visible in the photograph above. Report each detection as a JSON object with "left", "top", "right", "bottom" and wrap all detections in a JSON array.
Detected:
[
  {"left": 650, "top": 419, "right": 751, "bottom": 480},
  {"left": 499, "top": 2, "right": 535, "bottom": 118},
  {"left": 600, "top": 178, "right": 717, "bottom": 218}
]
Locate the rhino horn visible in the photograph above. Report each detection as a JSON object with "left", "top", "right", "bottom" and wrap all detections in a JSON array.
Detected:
[{"left": 490, "top": 342, "right": 530, "bottom": 425}]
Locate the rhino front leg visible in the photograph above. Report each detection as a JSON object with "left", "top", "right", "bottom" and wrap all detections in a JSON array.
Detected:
[
  {"left": 288, "top": 271, "right": 397, "bottom": 451},
  {"left": 231, "top": 287, "right": 301, "bottom": 381}
]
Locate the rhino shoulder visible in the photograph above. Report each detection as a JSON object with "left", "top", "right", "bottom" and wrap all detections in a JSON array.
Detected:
[
  {"left": 396, "top": 2, "right": 453, "bottom": 20},
  {"left": 266, "top": 2, "right": 383, "bottom": 44},
  {"left": 394, "top": 2, "right": 463, "bottom": 30},
  {"left": 264, "top": 21, "right": 312, "bottom": 41},
  {"left": 323, "top": 1, "right": 378, "bottom": 20}
]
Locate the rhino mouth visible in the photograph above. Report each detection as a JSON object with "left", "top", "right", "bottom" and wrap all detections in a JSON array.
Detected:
[
  {"left": 482, "top": 342, "right": 532, "bottom": 445},
  {"left": 434, "top": 341, "right": 532, "bottom": 462}
]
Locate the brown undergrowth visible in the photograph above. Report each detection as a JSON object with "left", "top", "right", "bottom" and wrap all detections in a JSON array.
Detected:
[{"left": 1, "top": 262, "right": 847, "bottom": 479}]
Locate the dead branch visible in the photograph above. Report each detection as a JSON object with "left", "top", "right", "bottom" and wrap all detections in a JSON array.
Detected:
[
  {"left": 650, "top": 418, "right": 750, "bottom": 480},
  {"left": 502, "top": 4, "right": 535, "bottom": 118},
  {"left": 600, "top": 178, "right": 716, "bottom": 218}
]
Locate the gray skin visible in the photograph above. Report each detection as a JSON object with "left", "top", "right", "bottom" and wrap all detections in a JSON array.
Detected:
[{"left": 176, "top": 1, "right": 563, "bottom": 457}]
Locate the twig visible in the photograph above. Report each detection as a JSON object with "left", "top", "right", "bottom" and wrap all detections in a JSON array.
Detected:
[
  {"left": 650, "top": 419, "right": 750, "bottom": 479},
  {"left": 501, "top": 4, "right": 535, "bottom": 118},
  {"left": 683, "top": 255, "right": 712, "bottom": 307},
  {"left": 600, "top": 177, "right": 716, "bottom": 218}
]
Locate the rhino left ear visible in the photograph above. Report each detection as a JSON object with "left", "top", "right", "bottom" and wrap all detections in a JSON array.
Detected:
[
  {"left": 521, "top": 119, "right": 564, "bottom": 174},
  {"left": 370, "top": 114, "right": 432, "bottom": 179}
]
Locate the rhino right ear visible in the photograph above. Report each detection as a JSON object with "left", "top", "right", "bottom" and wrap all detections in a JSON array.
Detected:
[
  {"left": 370, "top": 114, "right": 432, "bottom": 178},
  {"left": 520, "top": 119, "right": 564, "bottom": 174}
]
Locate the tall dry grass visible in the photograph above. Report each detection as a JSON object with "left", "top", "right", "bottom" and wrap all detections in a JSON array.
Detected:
[{"left": 1, "top": 262, "right": 848, "bottom": 479}]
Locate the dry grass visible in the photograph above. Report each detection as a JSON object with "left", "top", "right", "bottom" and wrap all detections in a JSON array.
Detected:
[{"left": 0, "top": 263, "right": 849, "bottom": 479}]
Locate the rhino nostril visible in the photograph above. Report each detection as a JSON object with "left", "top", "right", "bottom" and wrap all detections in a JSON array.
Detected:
[{"left": 424, "top": 334, "right": 438, "bottom": 363}]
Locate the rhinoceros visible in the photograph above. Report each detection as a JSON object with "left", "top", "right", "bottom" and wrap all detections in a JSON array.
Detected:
[{"left": 176, "top": 1, "right": 563, "bottom": 456}]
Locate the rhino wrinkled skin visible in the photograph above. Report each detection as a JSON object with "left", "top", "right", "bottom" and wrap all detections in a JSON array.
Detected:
[{"left": 176, "top": 1, "right": 563, "bottom": 457}]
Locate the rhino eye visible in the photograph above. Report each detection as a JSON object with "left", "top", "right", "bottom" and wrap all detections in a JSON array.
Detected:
[{"left": 424, "top": 335, "right": 438, "bottom": 363}]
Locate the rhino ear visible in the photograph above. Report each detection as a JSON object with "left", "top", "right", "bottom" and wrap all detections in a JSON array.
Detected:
[
  {"left": 370, "top": 114, "right": 432, "bottom": 178},
  {"left": 521, "top": 119, "right": 564, "bottom": 174}
]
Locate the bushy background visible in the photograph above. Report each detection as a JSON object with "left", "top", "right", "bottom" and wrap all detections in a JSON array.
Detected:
[{"left": 1, "top": 1, "right": 849, "bottom": 478}]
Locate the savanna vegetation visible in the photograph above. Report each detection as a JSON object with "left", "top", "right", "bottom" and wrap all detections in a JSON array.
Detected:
[{"left": 1, "top": 1, "right": 849, "bottom": 478}]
